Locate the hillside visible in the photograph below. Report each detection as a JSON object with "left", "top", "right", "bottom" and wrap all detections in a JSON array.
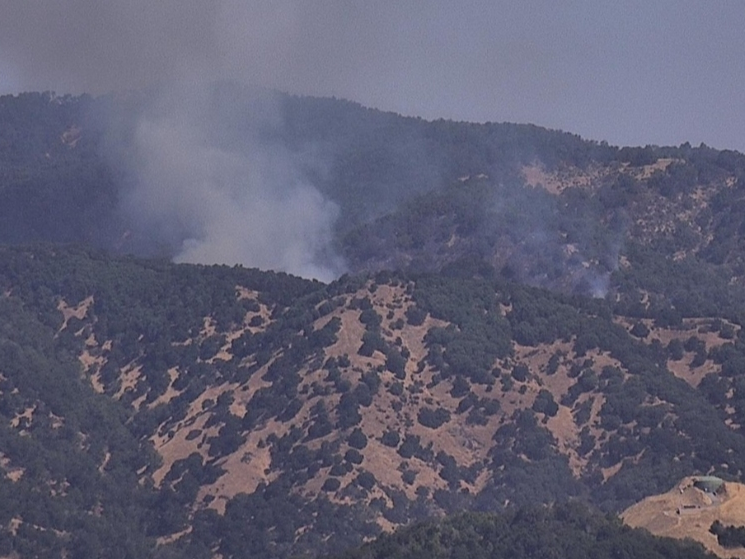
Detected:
[
  {"left": 2, "top": 89, "right": 745, "bottom": 299},
  {"left": 623, "top": 477, "right": 745, "bottom": 559},
  {"left": 2, "top": 246, "right": 745, "bottom": 557},
  {"left": 325, "top": 503, "right": 715, "bottom": 559},
  {"left": 3, "top": 87, "right": 745, "bottom": 558}
]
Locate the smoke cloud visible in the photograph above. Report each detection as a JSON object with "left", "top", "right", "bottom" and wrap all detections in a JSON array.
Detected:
[
  {"left": 1, "top": 2, "right": 742, "bottom": 282},
  {"left": 125, "top": 81, "right": 343, "bottom": 281},
  {"left": 0, "top": 2, "right": 350, "bottom": 280},
  {"left": 3, "top": 2, "right": 744, "bottom": 151},
  {"left": 0, "top": 2, "right": 418, "bottom": 99}
]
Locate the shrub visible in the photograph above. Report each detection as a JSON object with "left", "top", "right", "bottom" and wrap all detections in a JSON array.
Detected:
[
  {"left": 405, "top": 306, "right": 427, "bottom": 326},
  {"left": 630, "top": 321, "right": 650, "bottom": 338},
  {"left": 321, "top": 478, "right": 341, "bottom": 492},
  {"left": 511, "top": 364, "right": 529, "bottom": 382},
  {"left": 388, "top": 382, "right": 404, "bottom": 396},
  {"left": 417, "top": 407, "right": 451, "bottom": 429},
  {"left": 347, "top": 428, "right": 368, "bottom": 449},
  {"left": 667, "top": 339, "right": 684, "bottom": 360},
  {"left": 450, "top": 376, "right": 471, "bottom": 398},
  {"left": 381, "top": 430, "right": 400, "bottom": 447},
  {"left": 397, "top": 435, "right": 422, "bottom": 459},
  {"left": 344, "top": 448, "right": 364, "bottom": 465},
  {"left": 386, "top": 349, "right": 407, "bottom": 379},
  {"left": 356, "top": 471, "right": 376, "bottom": 491},
  {"left": 532, "top": 389, "right": 559, "bottom": 417}
]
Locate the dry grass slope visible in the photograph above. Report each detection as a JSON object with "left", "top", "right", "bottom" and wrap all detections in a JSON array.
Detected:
[
  {"left": 56, "top": 275, "right": 745, "bottom": 540},
  {"left": 623, "top": 478, "right": 745, "bottom": 559}
]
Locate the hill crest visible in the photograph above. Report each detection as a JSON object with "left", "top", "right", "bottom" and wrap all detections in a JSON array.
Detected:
[{"left": 623, "top": 476, "right": 745, "bottom": 558}]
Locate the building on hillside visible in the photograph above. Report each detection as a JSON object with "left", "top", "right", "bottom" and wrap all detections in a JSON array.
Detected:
[{"left": 693, "top": 476, "right": 725, "bottom": 494}]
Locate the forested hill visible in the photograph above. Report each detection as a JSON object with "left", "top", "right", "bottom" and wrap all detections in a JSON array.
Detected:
[
  {"left": 4, "top": 87, "right": 745, "bottom": 558},
  {"left": 2, "top": 245, "right": 745, "bottom": 557},
  {"left": 324, "top": 504, "right": 715, "bottom": 559},
  {"left": 3, "top": 88, "right": 745, "bottom": 299},
  {"left": 0, "top": 88, "right": 605, "bottom": 252}
]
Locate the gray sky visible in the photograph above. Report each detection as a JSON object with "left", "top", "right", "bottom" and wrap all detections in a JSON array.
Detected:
[{"left": 1, "top": 1, "right": 744, "bottom": 151}]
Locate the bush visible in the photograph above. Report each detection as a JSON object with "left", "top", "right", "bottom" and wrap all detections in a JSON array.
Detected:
[
  {"left": 721, "top": 324, "right": 736, "bottom": 339},
  {"left": 405, "top": 306, "right": 427, "bottom": 326},
  {"left": 356, "top": 471, "right": 376, "bottom": 490},
  {"left": 337, "top": 392, "right": 362, "bottom": 429},
  {"left": 347, "top": 428, "right": 368, "bottom": 449},
  {"left": 466, "top": 408, "right": 488, "bottom": 426},
  {"left": 630, "top": 322, "right": 650, "bottom": 338},
  {"left": 450, "top": 376, "right": 471, "bottom": 398},
  {"left": 532, "top": 389, "right": 559, "bottom": 417},
  {"left": 344, "top": 448, "right": 364, "bottom": 464},
  {"left": 417, "top": 407, "right": 451, "bottom": 429},
  {"left": 397, "top": 435, "right": 422, "bottom": 459},
  {"left": 386, "top": 349, "right": 407, "bottom": 379},
  {"left": 711, "top": 520, "right": 745, "bottom": 549},
  {"left": 381, "top": 430, "right": 400, "bottom": 447},
  {"left": 389, "top": 382, "right": 404, "bottom": 396},
  {"left": 321, "top": 478, "right": 341, "bottom": 492},
  {"left": 547, "top": 353, "right": 561, "bottom": 375},
  {"left": 329, "top": 463, "right": 348, "bottom": 476},
  {"left": 511, "top": 364, "right": 529, "bottom": 382},
  {"left": 667, "top": 338, "right": 684, "bottom": 360},
  {"left": 456, "top": 392, "right": 478, "bottom": 414}
]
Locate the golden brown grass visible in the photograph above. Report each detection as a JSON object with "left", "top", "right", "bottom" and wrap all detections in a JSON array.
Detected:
[{"left": 623, "top": 478, "right": 745, "bottom": 558}]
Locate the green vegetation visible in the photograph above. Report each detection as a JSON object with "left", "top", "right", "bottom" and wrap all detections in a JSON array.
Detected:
[
  {"left": 328, "top": 503, "right": 714, "bottom": 559},
  {"left": 1, "top": 245, "right": 745, "bottom": 555},
  {"left": 710, "top": 520, "right": 745, "bottom": 549},
  {"left": 4, "top": 88, "right": 745, "bottom": 558}
]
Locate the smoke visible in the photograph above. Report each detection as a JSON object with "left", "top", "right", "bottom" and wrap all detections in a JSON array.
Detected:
[
  {"left": 120, "top": 79, "right": 343, "bottom": 281},
  {"left": 0, "top": 2, "right": 645, "bottom": 287},
  {"left": 482, "top": 179, "right": 625, "bottom": 299},
  {"left": 0, "top": 1, "right": 349, "bottom": 280},
  {"left": 0, "top": 2, "right": 429, "bottom": 99},
  {"left": 3, "top": 2, "right": 745, "bottom": 151},
  {"left": 114, "top": 40, "right": 346, "bottom": 281}
]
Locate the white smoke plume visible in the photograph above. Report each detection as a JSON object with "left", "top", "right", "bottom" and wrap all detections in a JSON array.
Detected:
[
  {"left": 0, "top": 1, "right": 348, "bottom": 280},
  {"left": 123, "top": 80, "right": 343, "bottom": 281}
]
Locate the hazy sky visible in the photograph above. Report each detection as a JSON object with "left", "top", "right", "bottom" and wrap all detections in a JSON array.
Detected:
[{"left": 1, "top": 1, "right": 744, "bottom": 151}]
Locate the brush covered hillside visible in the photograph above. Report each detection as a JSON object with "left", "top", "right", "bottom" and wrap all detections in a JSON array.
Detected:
[
  {"left": 4, "top": 88, "right": 745, "bottom": 558},
  {"left": 325, "top": 503, "right": 715, "bottom": 559},
  {"left": 3, "top": 245, "right": 745, "bottom": 557}
]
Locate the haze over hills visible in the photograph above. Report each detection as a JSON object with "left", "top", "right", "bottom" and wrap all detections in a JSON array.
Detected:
[
  {"left": 3, "top": 87, "right": 745, "bottom": 293},
  {"left": 2, "top": 89, "right": 745, "bottom": 558}
]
